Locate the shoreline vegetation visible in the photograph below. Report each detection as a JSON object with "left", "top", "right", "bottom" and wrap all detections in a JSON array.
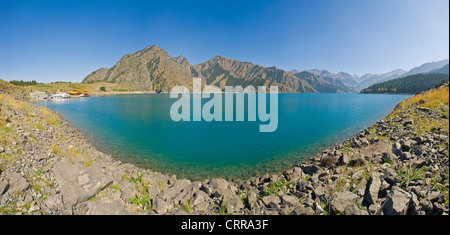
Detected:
[{"left": 0, "top": 78, "right": 448, "bottom": 215}]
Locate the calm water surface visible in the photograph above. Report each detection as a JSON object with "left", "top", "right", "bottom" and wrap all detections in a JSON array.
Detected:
[{"left": 34, "top": 93, "right": 410, "bottom": 180}]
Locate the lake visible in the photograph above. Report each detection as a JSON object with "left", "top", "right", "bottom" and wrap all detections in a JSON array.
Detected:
[{"left": 34, "top": 93, "right": 410, "bottom": 180}]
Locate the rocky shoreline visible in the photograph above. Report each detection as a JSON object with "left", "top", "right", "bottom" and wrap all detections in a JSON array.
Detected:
[{"left": 0, "top": 82, "right": 448, "bottom": 215}]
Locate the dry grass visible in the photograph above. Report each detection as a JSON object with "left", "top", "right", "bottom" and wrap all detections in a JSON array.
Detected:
[
  {"left": 385, "top": 83, "right": 449, "bottom": 137},
  {"left": 403, "top": 84, "right": 449, "bottom": 109},
  {"left": 0, "top": 94, "right": 26, "bottom": 109}
]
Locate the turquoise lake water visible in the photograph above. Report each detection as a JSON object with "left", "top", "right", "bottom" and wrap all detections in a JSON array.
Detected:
[{"left": 34, "top": 93, "right": 410, "bottom": 180}]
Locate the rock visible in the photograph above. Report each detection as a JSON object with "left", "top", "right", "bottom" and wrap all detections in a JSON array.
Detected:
[
  {"left": 247, "top": 190, "right": 259, "bottom": 210},
  {"left": 330, "top": 191, "right": 360, "bottom": 215},
  {"left": 120, "top": 187, "right": 134, "bottom": 201},
  {"left": 381, "top": 152, "right": 396, "bottom": 164},
  {"left": 209, "top": 178, "right": 229, "bottom": 190},
  {"left": 312, "top": 185, "right": 326, "bottom": 200},
  {"left": 261, "top": 195, "right": 281, "bottom": 208},
  {"left": 0, "top": 180, "right": 9, "bottom": 195},
  {"left": 379, "top": 180, "right": 391, "bottom": 198},
  {"left": 403, "top": 120, "right": 414, "bottom": 127},
  {"left": 368, "top": 204, "right": 381, "bottom": 215},
  {"left": 147, "top": 183, "right": 160, "bottom": 199},
  {"left": 281, "top": 194, "right": 299, "bottom": 207},
  {"left": 411, "top": 159, "right": 426, "bottom": 170},
  {"left": 53, "top": 160, "right": 113, "bottom": 206},
  {"left": 301, "top": 165, "right": 318, "bottom": 176},
  {"left": 153, "top": 196, "right": 170, "bottom": 214},
  {"left": 315, "top": 202, "right": 324, "bottom": 214},
  {"left": 191, "top": 191, "right": 208, "bottom": 207},
  {"left": 296, "top": 180, "right": 311, "bottom": 192},
  {"left": 194, "top": 201, "right": 209, "bottom": 213},
  {"left": 284, "top": 167, "right": 303, "bottom": 181},
  {"left": 6, "top": 172, "right": 29, "bottom": 193},
  {"left": 338, "top": 153, "right": 351, "bottom": 165},
  {"left": 225, "top": 194, "right": 245, "bottom": 213},
  {"left": 360, "top": 138, "right": 370, "bottom": 146},
  {"left": 351, "top": 154, "right": 366, "bottom": 165},
  {"left": 378, "top": 186, "right": 412, "bottom": 215},
  {"left": 83, "top": 201, "right": 129, "bottom": 215},
  {"left": 363, "top": 172, "right": 382, "bottom": 206},
  {"left": 344, "top": 204, "right": 369, "bottom": 215},
  {"left": 159, "top": 179, "right": 191, "bottom": 202},
  {"left": 320, "top": 154, "right": 339, "bottom": 167},
  {"left": 427, "top": 191, "right": 444, "bottom": 203},
  {"left": 383, "top": 168, "right": 397, "bottom": 185},
  {"left": 44, "top": 195, "right": 66, "bottom": 215},
  {"left": 292, "top": 205, "right": 315, "bottom": 215},
  {"left": 200, "top": 184, "right": 213, "bottom": 195},
  {"left": 213, "top": 188, "right": 233, "bottom": 199},
  {"left": 433, "top": 202, "right": 445, "bottom": 215}
]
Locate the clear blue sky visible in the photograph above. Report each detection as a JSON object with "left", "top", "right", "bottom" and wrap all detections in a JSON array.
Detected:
[{"left": 0, "top": 0, "right": 448, "bottom": 82}]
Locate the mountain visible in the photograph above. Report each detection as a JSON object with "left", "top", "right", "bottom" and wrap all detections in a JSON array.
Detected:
[
  {"left": 360, "top": 73, "right": 449, "bottom": 94},
  {"left": 82, "top": 45, "right": 356, "bottom": 93},
  {"left": 303, "top": 69, "right": 360, "bottom": 89},
  {"left": 83, "top": 45, "right": 194, "bottom": 92},
  {"left": 291, "top": 71, "right": 355, "bottom": 93},
  {"left": 190, "top": 56, "right": 315, "bottom": 93},
  {"left": 399, "top": 60, "right": 449, "bottom": 78},
  {"left": 304, "top": 60, "right": 449, "bottom": 92},
  {"left": 355, "top": 69, "right": 408, "bottom": 91}
]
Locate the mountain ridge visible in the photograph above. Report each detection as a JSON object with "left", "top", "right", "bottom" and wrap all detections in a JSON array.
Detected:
[
  {"left": 82, "top": 44, "right": 448, "bottom": 94},
  {"left": 82, "top": 45, "right": 350, "bottom": 93}
]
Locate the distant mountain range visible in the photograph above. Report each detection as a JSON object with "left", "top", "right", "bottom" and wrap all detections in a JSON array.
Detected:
[
  {"left": 82, "top": 44, "right": 449, "bottom": 94},
  {"left": 360, "top": 73, "right": 449, "bottom": 94},
  {"left": 296, "top": 59, "right": 449, "bottom": 92}
]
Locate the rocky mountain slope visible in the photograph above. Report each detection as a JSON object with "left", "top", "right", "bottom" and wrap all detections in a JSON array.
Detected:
[
  {"left": 83, "top": 45, "right": 195, "bottom": 92},
  {"left": 191, "top": 55, "right": 315, "bottom": 93},
  {"left": 0, "top": 81, "right": 448, "bottom": 215},
  {"left": 82, "top": 45, "right": 356, "bottom": 93}
]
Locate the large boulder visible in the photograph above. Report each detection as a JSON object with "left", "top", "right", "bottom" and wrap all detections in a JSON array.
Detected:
[
  {"left": 158, "top": 179, "right": 191, "bottom": 203},
  {"left": 209, "top": 178, "right": 229, "bottom": 190},
  {"left": 378, "top": 186, "right": 412, "bottom": 215},
  {"left": 5, "top": 172, "right": 29, "bottom": 194},
  {"left": 82, "top": 201, "right": 130, "bottom": 215},
  {"left": 363, "top": 172, "right": 382, "bottom": 206},
  {"left": 0, "top": 180, "right": 9, "bottom": 195},
  {"left": 153, "top": 196, "right": 171, "bottom": 214},
  {"left": 261, "top": 195, "right": 281, "bottom": 209}
]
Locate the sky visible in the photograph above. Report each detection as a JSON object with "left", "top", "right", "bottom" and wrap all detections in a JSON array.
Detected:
[{"left": 0, "top": 0, "right": 448, "bottom": 82}]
